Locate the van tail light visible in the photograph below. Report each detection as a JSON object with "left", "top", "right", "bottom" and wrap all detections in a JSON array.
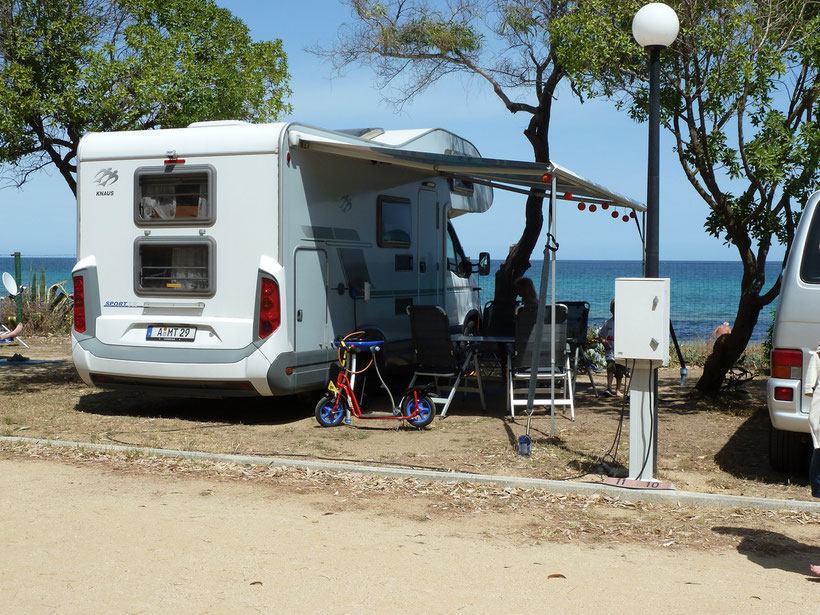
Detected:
[
  {"left": 771, "top": 349, "right": 802, "bottom": 379},
  {"left": 773, "top": 386, "right": 794, "bottom": 401},
  {"left": 258, "top": 277, "right": 280, "bottom": 339},
  {"left": 73, "top": 275, "right": 86, "bottom": 333}
]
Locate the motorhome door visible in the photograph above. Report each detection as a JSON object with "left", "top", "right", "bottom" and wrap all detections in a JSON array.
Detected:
[
  {"left": 294, "top": 248, "right": 329, "bottom": 352},
  {"left": 417, "top": 188, "right": 441, "bottom": 306}
]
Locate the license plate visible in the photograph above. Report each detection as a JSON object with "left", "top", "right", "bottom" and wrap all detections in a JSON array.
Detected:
[{"left": 146, "top": 326, "right": 196, "bottom": 342}]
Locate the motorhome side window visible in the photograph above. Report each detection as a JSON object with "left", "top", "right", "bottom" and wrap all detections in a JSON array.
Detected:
[
  {"left": 446, "top": 222, "right": 469, "bottom": 277},
  {"left": 135, "top": 165, "right": 214, "bottom": 225},
  {"left": 134, "top": 238, "right": 215, "bottom": 297},
  {"left": 377, "top": 196, "right": 412, "bottom": 248},
  {"left": 800, "top": 210, "right": 820, "bottom": 283}
]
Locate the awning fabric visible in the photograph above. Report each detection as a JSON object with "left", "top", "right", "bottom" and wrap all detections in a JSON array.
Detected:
[{"left": 293, "top": 136, "right": 645, "bottom": 212}]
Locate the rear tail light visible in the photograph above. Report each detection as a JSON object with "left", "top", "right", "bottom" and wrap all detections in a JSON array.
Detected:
[
  {"left": 773, "top": 386, "right": 794, "bottom": 401},
  {"left": 771, "top": 349, "right": 802, "bottom": 379},
  {"left": 258, "top": 277, "right": 280, "bottom": 339},
  {"left": 73, "top": 275, "right": 86, "bottom": 333}
]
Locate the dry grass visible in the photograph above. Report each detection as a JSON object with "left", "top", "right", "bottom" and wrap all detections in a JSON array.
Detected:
[{"left": 0, "top": 335, "right": 814, "bottom": 500}]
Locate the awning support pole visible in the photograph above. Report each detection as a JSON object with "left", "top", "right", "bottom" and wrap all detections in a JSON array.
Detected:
[{"left": 526, "top": 174, "right": 558, "bottom": 438}]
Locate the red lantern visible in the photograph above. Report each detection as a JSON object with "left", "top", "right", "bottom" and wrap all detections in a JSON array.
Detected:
[
  {"left": 564, "top": 192, "right": 573, "bottom": 200},
  {"left": 542, "top": 173, "right": 552, "bottom": 183},
  {"left": 611, "top": 210, "right": 618, "bottom": 219},
  {"left": 622, "top": 214, "right": 630, "bottom": 222},
  {"left": 589, "top": 204, "right": 597, "bottom": 212},
  {"left": 602, "top": 202, "right": 609, "bottom": 210},
  {"left": 630, "top": 211, "right": 636, "bottom": 219},
  {"left": 577, "top": 202, "right": 586, "bottom": 211}
]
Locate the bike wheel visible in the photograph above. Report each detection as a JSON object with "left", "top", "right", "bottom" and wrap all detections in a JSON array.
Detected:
[
  {"left": 315, "top": 394, "right": 347, "bottom": 427},
  {"left": 402, "top": 392, "right": 436, "bottom": 428}
]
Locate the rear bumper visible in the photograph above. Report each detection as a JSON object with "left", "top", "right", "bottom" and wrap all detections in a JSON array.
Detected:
[
  {"left": 73, "top": 336, "right": 275, "bottom": 396},
  {"left": 72, "top": 335, "right": 334, "bottom": 397},
  {"left": 767, "top": 378, "right": 811, "bottom": 433}
]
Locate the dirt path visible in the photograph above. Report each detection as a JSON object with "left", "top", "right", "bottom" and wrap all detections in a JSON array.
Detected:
[{"left": 2, "top": 456, "right": 817, "bottom": 614}]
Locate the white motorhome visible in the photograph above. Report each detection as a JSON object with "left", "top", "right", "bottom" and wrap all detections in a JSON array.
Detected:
[
  {"left": 72, "top": 120, "right": 643, "bottom": 398},
  {"left": 767, "top": 190, "right": 820, "bottom": 471},
  {"left": 72, "top": 121, "right": 494, "bottom": 396}
]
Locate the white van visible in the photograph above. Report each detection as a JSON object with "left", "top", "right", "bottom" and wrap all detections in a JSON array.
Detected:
[{"left": 767, "top": 190, "right": 820, "bottom": 471}]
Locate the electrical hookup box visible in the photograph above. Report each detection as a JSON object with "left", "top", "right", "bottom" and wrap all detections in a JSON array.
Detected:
[{"left": 614, "top": 278, "right": 671, "bottom": 366}]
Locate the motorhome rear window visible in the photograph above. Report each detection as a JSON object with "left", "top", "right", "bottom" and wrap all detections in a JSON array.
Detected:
[
  {"left": 377, "top": 196, "right": 412, "bottom": 248},
  {"left": 135, "top": 238, "right": 215, "bottom": 296},
  {"left": 135, "top": 165, "right": 214, "bottom": 225},
  {"left": 801, "top": 209, "right": 820, "bottom": 283}
]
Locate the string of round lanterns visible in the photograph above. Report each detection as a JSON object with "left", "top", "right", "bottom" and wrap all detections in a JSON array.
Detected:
[{"left": 574, "top": 199, "right": 632, "bottom": 222}]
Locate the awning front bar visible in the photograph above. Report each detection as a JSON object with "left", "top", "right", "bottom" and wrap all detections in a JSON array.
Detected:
[{"left": 294, "top": 136, "right": 646, "bottom": 213}]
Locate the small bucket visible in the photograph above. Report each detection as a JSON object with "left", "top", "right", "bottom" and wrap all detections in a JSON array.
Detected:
[{"left": 518, "top": 434, "right": 532, "bottom": 456}]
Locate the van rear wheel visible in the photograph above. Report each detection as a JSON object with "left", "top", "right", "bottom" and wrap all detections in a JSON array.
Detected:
[{"left": 769, "top": 426, "right": 812, "bottom": 473}]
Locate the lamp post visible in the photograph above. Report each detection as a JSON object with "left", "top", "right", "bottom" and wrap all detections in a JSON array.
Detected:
[
  {"left": 618, "top": 3, "right": 678, "bottom": 482},
  {"left": 632, "top": 3, "right": 679, "bottom": 278}
]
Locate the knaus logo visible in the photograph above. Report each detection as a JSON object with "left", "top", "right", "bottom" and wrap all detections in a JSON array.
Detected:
[{"left": 94, "top": 167, "right": 119, "bottom": 196}]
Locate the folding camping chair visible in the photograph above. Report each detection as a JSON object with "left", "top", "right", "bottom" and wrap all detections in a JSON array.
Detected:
[
  {"left": 480, "top": 299, "right": 519, "bottom": 338},
  {"left": 559, "top": 300, "right": 598, "bottom": 398},
  {"left": 507, "top": 303, "right": 574, "bottom": 421},
  {"left": 406, "top": 305, "right": 485, "bottom": 419}
]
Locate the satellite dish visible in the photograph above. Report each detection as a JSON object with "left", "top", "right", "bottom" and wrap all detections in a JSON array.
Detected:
[{"left": 2, "top": 272, "right": 18, "bottom": 296}]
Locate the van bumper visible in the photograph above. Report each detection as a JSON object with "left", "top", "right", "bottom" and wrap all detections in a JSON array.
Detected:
[
  {"left": 71, "top": 337, "right": 274, "bottom": 397},
  {"left": 766, "top": 377, "right": 811, "bottom": 433},
  {"left": 72, "top": 335, "right": 278, "bottom": 396},
  {"left": 72, "top": 335, "right": 333, "bottom": 397}
]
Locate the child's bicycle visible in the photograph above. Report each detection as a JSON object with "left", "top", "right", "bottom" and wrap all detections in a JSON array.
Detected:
[{"left": 315, "top": 330, "right": 436, "bottom": 429}]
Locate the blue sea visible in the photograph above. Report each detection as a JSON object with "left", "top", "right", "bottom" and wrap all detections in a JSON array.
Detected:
[
  {"left": 477, "top": 259, "right": 780, "bottom": 343},
  {"left": 0, "top": 256, "right": 780, "bottom": 342}
]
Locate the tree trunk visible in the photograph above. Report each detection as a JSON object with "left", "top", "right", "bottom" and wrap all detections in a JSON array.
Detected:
[
  {"left": 695, "top": 277, "right": 762, "bottom": 395},
  {"left": 493, "top": 100, "right": 552, "bottom": 301},
  {"left": 493, "top": 191, "right": 545, "bottom": 301}
]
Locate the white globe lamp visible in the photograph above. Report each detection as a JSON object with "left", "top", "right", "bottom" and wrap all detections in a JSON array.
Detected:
[{"left": 632, "top": 3, "right": 680, "bottom": 49}]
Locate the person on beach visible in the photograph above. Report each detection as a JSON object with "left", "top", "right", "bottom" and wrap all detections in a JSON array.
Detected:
[
  {"left": 513, "top": 277, "right": 538, "bottom": 306},
  {"left": 801, "top": 340, "right": 820, "bottom": 577},
  {"left": 709, "top": 321, "right": 732, "bottom": 342},
  {"left": 599, "top": 299, "right": 624, "bottom": 398},
  {"left": 0, "top": 322, "right": 22, "bottom": 341}
]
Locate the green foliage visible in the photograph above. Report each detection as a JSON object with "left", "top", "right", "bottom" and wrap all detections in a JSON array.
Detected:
[
  {"left": 560, "top": 0, "right": 820, "bottom": 255},
  {"left": 585, "top": 325, "right": 605, "bottom": 368},
  {"left": 391, "top": 14, "right": 483, "bottom": 55},
  {"left": 0, "top": 0, "right": 292, "bottom": 193}
]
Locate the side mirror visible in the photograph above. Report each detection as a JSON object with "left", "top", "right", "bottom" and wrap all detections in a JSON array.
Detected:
[{"left": 477, "top": 252, "right": 490, "bottom": 276}]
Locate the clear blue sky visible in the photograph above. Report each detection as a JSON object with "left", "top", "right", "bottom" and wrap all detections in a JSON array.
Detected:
[{"left": 0, "top": 1, "right": 788, "bottom": 262}]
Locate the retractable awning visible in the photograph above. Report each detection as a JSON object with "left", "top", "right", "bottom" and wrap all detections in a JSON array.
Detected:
[{"left": 292, "top": 135, "right": 645, "bottom": 212}]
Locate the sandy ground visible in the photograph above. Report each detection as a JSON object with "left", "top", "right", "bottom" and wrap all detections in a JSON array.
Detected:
[
  {"left": 1, "top": 455, "right": 819, "bottom": 614},
  {"left": 2, "top": 336, "right": 820, "bottom": 612}
]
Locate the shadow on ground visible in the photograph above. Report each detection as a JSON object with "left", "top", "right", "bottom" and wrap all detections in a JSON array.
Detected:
[
  {"left": 76, "top": 390, "right": 315, "bottom": 426},
  {"left": 0, "top": 360, "right": 78, "bottom": 394},
  {"left": 715, "top": 406, "right": 810, "bottom": 488},
  {"left": 713, "top": 526, "right": 820, "bottom": 578}
]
